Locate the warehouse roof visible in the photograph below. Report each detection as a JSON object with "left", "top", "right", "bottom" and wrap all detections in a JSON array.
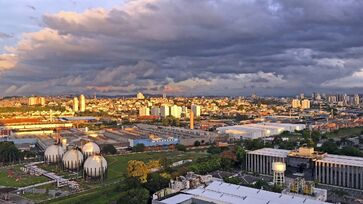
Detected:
[
  {"left": 159, "top": 181, "right": 330, "bottom": 204},
  {"left": 318, "top": 154, "right": 363, "bottom": 167},
  {"left": 247, "top": 148, "right": 290, "bottom": 158}
]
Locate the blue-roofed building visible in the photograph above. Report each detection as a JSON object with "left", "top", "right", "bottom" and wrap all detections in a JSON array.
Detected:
[
  {"left": 129, "top": 137, "right": 179, "bottom": 147},
  {"left": 59, "top": 117, "right": 97, "bottom": 122}
]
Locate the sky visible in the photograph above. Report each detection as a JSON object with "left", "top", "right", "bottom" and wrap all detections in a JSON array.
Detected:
[{"left": 1, "top": 0, "right": 363, "bottom": 97}]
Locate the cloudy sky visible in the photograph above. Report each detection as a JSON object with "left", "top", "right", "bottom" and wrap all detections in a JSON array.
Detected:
[{"left": 1, "top": 0, "right": 363, "bottom": 97}]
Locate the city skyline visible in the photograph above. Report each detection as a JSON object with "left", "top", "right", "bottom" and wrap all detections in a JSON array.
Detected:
[{"left": 1, "top": 0, "right": 363, "bottom": 96}]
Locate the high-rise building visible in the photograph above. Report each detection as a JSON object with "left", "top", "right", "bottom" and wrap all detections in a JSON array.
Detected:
[
  {"left": 301, "top": 99, "right": 310, "bottom": 109},
  {"left": 73, "top": 97, "right": 79, "bottom": 112},
  {"left": 291, "top": 99, "right": 301, "bottom": 109},
  {"left": 315, "top": 93, "right": 321, "bottom": 101},
  {"left": 300, "top": 93, "right": 304, "bottom": 99},
  {"left": 28, "top": 96, "right": 45, "bottom": 106},
  {"left": 191, "top": 104, "right": 201, "bottom": 117},
  {"left": 150, "top": 107, "right": 160, "bottom": 116},
  {"left": 170, "top": 105, "right": 182, "bottom": 118},
  {"left": 139, "top": 106, "right": 150, "bottom": 116},
  {"left": 182, "top": 106, "right": 188, "bottom": 117},
  {"left": 136, "top": 92, "right": 145, "bottom": 99},
  {"left": 353, "top": 94, "right": 360, "bottom": 106},
  {"left": 160, "top": 105, "right": 170, "bottom": 118},
  {"left": 328, "top": 95, "right": 337, "bottom": 103},
  {"left": 79, "top": 94, "right": 86, "bottom": 112}
]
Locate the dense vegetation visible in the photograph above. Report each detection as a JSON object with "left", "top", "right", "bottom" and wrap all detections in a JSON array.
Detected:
[{"left": 0, "top": 142, "right": 22, "bottom": 163}]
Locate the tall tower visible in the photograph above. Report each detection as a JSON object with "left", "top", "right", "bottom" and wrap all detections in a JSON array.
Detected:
[
  {"left": 79, "top": 94, "right": 86, "bottom": 112},
  {"left": 190, "top": 110, "right": 194, "bottom": 129},
  {"left": 272, "top": 162, "right": 286, "bottom": 187},
  {"left": 73, "top": 97, "right": 79, "bottom": 112}
]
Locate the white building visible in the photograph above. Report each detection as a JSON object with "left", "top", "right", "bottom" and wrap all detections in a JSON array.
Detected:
[
  {"left": 181, "top": 106, "right": 188, "bottom": 117},
  {"left": 160, "top": 105, "right": 170, "bottom": 118},
  {"left": 79, "top": 94, "right": 86, "bottom": 112},
  {"left": 155, "top": 181, "right": 330, "bottom": 204},
  {"left": 217, "top": 123, "right": 306, "bottom": 140},
  {"left": 353, "top": 94, "right": 360, "bottom": 106},
  {"left": 28, "top": 96, "right": 46, "bottom": 106},
  {"left": 170, "top": 105, "right": 182, "bottom": 118},
  {"left": 301, "top": 99, "right": 311, "bottom": 109},
  {"left": 191, "top": 104, "right": 201, "bottom": 117},
  {"left": 292, "top": 99, "right": 301, "bottom": 108},
  {"left": 73, "top": 97, "right": 79, "bottom": 112},
  {"left": 137, "top": 92, "right": 145, "bottom": 99},
  {"left": 150, "top": 107, "right": 160, "bottom": 116},
  {"left": 139, "top": 106, "right": 150, "bottom": 116}
]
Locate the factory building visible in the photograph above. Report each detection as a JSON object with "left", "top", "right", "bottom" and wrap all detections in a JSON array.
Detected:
[
  {"left": 246, "top": 148, "right": 289, "bottom": 175},
  {"left": 217, "top": 123, "right": 306, "bottom": 139},
  {"left": 129, "top": 137, "right": 179, "bottom": 148},
  {"left": 155, "top": 181, "right": 330, "bottom": 204},
  {"left": 247, "top": 147, "right": 363, "bottom": 190},
  {"left": 315, "top": 154, "right": 363, "bottom": 189}
]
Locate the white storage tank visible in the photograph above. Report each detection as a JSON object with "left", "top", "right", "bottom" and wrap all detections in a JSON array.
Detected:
[
  {"left": 62, "top": 149, "right": 84, "bottom": 170},
  {"left": 44, "top": 144, "right": 64, "bottom": 163},
  {"left": 82, "top": 142, "right": 100, "bottom": 157},
  {"left": 84, "top": 155, "right": 107, "bottom": 178}
]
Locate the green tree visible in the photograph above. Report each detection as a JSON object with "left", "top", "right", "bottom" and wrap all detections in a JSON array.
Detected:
[
  {"left": 194, "top": 140, "right": 201, "bottom": 147},
  {"left": 0, "top": 142, "right": 21, "bottom": 163},
  {"left": 176, "top": 144, "right": 187, "bottom": 151},
  {"left": 319, "top": 140, "right": 339, "bottom": 154},
  {"left": 101, "top": 144, "right": 117, "bottom": 154},
  {"left": 207, "top": 145, "right": 222, "bottom": 154},
  {"left": 144, "top": 173, "right": 169, "bottom": 194},
  {"left": 117, "top": 187, "right": 149, "bottom": 204},
  {"left": 132, "top": 143, "right": 145, "bottom": 152},
  {"left": 236, "top": 146, "right": 246, "bottom": 168},
  {"left": 340, "top": 146, "right": 362, "bottom": 156}
]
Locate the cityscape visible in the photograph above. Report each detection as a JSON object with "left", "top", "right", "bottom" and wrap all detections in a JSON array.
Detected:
[{"left": 1, "top": 1, "right": 363, "bottom": 204}]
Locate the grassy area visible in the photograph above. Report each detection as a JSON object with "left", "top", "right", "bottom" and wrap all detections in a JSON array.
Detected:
[
  {"left": 0, "top": 165, "right": 48, "bottom": 187},
  {"left": 22, "top": 192, "right": 52, "bottom": 202},
  {"left": 326, "top": 127, "right": 363, "bottom": 138},
  {"left": 47, "top": 183, "right": 121, "bottom": 204},
  {"left": 47, "top": 150, "right": 209, "bottom": 204},
  {"left": 105, "top": 150, "right": 208, "bottom": 183}
]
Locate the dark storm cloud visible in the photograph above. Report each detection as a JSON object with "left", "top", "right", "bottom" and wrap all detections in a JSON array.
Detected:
[{"left": 1, "top": 0, "right": 363, "bottom": 96}]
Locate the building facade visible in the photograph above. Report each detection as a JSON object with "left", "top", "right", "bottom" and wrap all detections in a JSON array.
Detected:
[
  {"left": 246, "top": 148, "right": 289, "bottom": 175},
  {"left": 315, "top": 154, "right": 363, "bottom": 189}
]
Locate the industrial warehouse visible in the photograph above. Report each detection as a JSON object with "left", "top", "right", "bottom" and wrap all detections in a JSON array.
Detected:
[
  {"left": 155, "top": 180, "right": 330, "bottom": 204},
  {"left": 217, "top": 123, "right": 306, "bottom": 139},
  {"left": 246, "top": 147, "right": 363, "bottom": 190}
]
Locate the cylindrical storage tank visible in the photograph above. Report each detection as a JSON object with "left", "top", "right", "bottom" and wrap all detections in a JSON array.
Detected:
[
  {"left": 44, "top": 145, "right": 64, "bottom": 163},
  {"left": 63, "top": 149, "right": 84, "bottom": 170},
  {"left": 82, "top": 142, "right": 100, "bottom": 157},
  {"left": 84, "top": 155, "right": 107, "bottom": 178}
]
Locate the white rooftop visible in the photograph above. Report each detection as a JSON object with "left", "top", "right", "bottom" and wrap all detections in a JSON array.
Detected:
[
  {"left": 318, "top": 154, "right": 363, "bottom": 167},
  {"left": 160, "top": 181, "right": 330, "bottom": 204},
  {"left": 159, "top": 194, "right": 193, "bottom": 204},
  {"left": 247, "top": 148, "right": 290, "bottom": 158},
  {"left": 187, "top": 181, "right": 330, "bottom": 204}
]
